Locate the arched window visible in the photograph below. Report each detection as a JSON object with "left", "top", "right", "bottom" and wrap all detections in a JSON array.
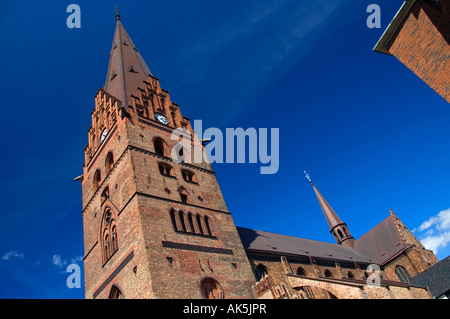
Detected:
[
  {"left": 200, "top": 277, "right": 224, "bottom": 299},
  {"left": 255, "top": 264, "right": 268, "bottom": 281},
  {"left": 188, "top": 213, "right": 195, "bottom": 233},
  {"left": 204, "top": 216, "right": 212, "bottom": 236},
  {"left": 178, "top": 211, "right": 187, "bottom": 232},
  {"left": 154, "top": 138, "right": 167, "bottom": 157},
  {"left": 101, "top": 209, "right": 118, "bottom": 264},
  {"left": 347, "top": 271, "right": 355, "bottom": 279},
  {"left": 296, "top": 267, "right": 306, "bottom": 276},
  {"left": 196, "top": 214, "right": 204, "bottom": 235},
  {"left": 324, "top": 269, "right": 333, "bottom": 278},
  {"left": 170, "top": 209, "right": 177, "bottom": 231},
  {"left": 105, "top": 152, "right": 114, "bottom": 174},
  {"left": 337, "top": 229, "right": 344, "bottom": 239},
  {"left": 93, "top": 170, "right": 101, "bottom": 191},
  {"left": 395, "top": 265, "right": 412, "bottom": 283},
  {"left": 109, "top": 285, "right": 124, "bottom": 299}
]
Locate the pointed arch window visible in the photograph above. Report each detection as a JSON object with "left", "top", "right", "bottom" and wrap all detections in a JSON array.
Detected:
[
  {"left": 296, "top": 267, "right": 306, "bottom": 277},
  {"left": 204, "top": 216, "right": 212, "bottom": 236},
  {"left": 395, "top": 265, "right": 412, "bottom": 283},
  {"left": 105, "top": 152, "right": 114, "bottom": 175},
  {"left": 101, "top": 209, "right": 118, "bottom": 264},
  {"left": 178, "top": 211, "right": 187, "bottom": 232},
  {"left": 196, "top": 214, "right": 204, "bottom": 235},
  {"left": 154, "top": 138, "right": 167, "bottom": 157},
  {"left": 93, "top": 170, "right": 101, "bottom": 191},
  {"left": 188, "top": 213, "right": 196, "bottom": 233},
  {"left": 255, "top": 264, "right": 268, "bottom": 281},
  {"left": 109, "top": 285, "right": 124, "bottom": 299},
  {"left": 170, "top": 209, "right": 177, "bottom": 231},
  {"left": 200, "top": 277, "right": 224, "bottom": 299},
  {"left": 324, "top": 269, "right": 333, "bottom": 278}
]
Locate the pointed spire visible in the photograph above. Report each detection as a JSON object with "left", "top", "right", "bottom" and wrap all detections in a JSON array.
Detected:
[
  {"left": 305, "top": 172, "right": 355, "bottom": 248},
  {"left": 103, "top": 10, "right": 152, "bottom": 112}
]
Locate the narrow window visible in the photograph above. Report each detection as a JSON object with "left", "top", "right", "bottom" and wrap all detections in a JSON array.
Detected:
[
  {"left": 93, "top": 170, "right": 101, "bottom": 191},
  {"left": 154, "top": 139, "right": 166, "bottom": 156},
  {"left": 105, "top": 152, "right": 114, "bottom": 174},
  {"left": 204, "top": 216, "right": 212, "bottom": 236},
  {"left": 178, "top": 211, "right": 186, "bottom": 232},
  {"left": 188, "top": 213, "right": 195, "bottom": 233},
  {"left": 196, "top": 214, "right": 204, "bottom": 235},
  {"left": 395, "top": 265, "right": 412, "bottom": 283},
  {"left": 101, "top": 209, "right": 118, "bottom": 264},
  {"left": 170, "top": 209, "right": 177, "bottom": 231}
]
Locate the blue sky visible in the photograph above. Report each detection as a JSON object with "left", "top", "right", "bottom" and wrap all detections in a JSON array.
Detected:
[{"left": 0, "top": 0, "right": 448, "bottom": 298}]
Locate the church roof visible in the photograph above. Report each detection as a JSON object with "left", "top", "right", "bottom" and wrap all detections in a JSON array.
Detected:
[
  {"left": 354, "top": 214, "right": 407, "bottom": 265},
  {"left": 236, "top": 226, "right": 373, "bottom": 264},
  {"left": 410, "top": 256, "right": 450, "bottom": 298},
  {"left": 103, "top": 12, "right": 152, "bottom": 110}
]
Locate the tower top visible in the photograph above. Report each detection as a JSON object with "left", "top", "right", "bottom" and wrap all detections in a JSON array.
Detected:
[{"left": 103, "top": 12, "right": 152, "bottom": 112}]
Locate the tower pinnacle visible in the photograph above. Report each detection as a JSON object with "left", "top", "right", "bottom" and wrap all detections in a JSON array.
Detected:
[
  {"left": 103, "top": 11, "right": 152, "bottom": 113},
  {"left": 307, "top": 174, "right": 355, "bottom": 248}
]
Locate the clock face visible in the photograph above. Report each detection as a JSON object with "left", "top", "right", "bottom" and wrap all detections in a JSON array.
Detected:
[
  {"left": 100, "top": 128, "right": 108, "bottom": 142},
  {"left": 155, "top": 113, "right": 169, "bottom": 125}
]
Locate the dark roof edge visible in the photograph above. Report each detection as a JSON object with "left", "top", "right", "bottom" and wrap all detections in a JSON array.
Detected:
[
  {"left": 244, "top": 248, "right": 374, "bottom": 265},
  {"left": 373, "top": 0, "right": 418, "bottom": 55}
]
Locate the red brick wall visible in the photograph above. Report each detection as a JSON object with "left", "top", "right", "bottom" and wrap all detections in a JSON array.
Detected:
[{"left": 389, "top": 2, "right": 449, "bottom": 102}]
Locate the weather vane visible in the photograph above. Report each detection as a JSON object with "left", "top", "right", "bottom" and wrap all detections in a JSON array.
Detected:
[
  {"left": 115, "top": 4, "right": 120, "bottom": 20},
  {"left": 304, "top": 171, "right": 312, "bottom": 183}
]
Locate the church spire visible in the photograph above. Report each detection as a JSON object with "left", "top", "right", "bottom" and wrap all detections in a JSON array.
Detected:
[
  {"left": 305, "top": 172, "right": 355, "bottom": 248},
  {"left": 103, "top": 9, "right": 152, "bottom": 113}
]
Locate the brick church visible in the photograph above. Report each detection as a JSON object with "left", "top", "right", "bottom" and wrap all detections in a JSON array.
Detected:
[{"left": 80, "top": 6, "right": 446, "bottom": 299}]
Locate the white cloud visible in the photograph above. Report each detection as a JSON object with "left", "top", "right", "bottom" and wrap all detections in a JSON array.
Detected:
[
  {"left": 415, "top": 208, "right": 450, "bottom": 254},
  {"left": 52, "top": 254, "right": 67, "bottom": 268},
  {"left": 1, "top": 250, "right": 24, "bottom": 260}
]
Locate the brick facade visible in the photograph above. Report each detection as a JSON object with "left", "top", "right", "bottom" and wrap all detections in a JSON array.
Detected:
[{"left": 374, "top": 0, "right": 450, "bottom": 102}]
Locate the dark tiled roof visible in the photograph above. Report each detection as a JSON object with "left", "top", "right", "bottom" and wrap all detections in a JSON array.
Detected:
[
  {"left": 236, "top": 226, "right": 373, "bottom": 264},
  {"left": 411, "top": 256, "right": 450, "bottom": 298},
  {"left": 354, "top": 215, "right": 406, "bottom": 265}
]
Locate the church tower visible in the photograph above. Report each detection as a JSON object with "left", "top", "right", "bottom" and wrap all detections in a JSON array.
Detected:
[
  {"left": 305, "top": 173, "right": 355, "bottom": 248},
  {"left": 80, "top": 12, "right": 256, "bottom": 299}
]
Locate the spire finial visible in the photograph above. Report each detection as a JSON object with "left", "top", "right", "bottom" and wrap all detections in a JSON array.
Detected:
[
  {"left": 115, "top": 4, "right": 120, "bottom": 20},
  {"left": 304, "top": 171, "right": 313, "bottom": 184}
]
